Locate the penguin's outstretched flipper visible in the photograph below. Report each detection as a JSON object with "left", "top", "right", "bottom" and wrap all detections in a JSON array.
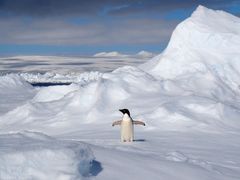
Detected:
[
  {"left": 133, "top": 120, "right": 146, "bottom": 126},
  {"left": 112, "top": 120, "right": 122, "bottom": 126}
]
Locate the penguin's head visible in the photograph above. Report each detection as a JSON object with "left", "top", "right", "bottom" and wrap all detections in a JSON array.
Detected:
[{"left": 119, "top": 109, "right": 130, "bottom": 117}]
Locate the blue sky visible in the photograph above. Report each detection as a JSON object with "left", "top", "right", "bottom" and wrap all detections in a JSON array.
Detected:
[{"left": 0, "top": 0, "right": 240, "bottom": 56}]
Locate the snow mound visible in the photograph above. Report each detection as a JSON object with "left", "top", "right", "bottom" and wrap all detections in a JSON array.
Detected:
[
  {"left": 94, "top": 51, "right": 127, "bottom": 57},
  {"left": 0, "top": 131, "right": 94, "bottom": 179},
  {"left": 169, "top": 5, "right": 240, "bottom": 52},
  {"left": 137, "top": 50, "right": 155, "bottom": 58},
  {"left": 140, "top": 6, "right": 240, "bottom": 131},
  {"left": 0, "top": 74, "right": 32, "bottom": 90},
  {"left": 145, "top": 5, "right": 240, "bottom": 81},
  {"left": 0, "top": 66, "right": 161, "bottom": 131},
  {"left": 33, "top": 84, "right": 80, "bottom": 102},
  {"left": 0, "top": 74, "right": 35, "bottom": 114},
  {"left": 140, "top": 6, "right": 240, "bottom": 130}
]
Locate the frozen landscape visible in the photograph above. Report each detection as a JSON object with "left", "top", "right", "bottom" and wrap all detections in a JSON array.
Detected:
[{"left": 1, "top": 5, "right": 240, "bottom": 180}]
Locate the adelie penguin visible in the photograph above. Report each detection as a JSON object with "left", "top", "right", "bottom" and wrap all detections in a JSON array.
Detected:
[{"left": 112, "top": 109, "right": 145, "bottom": 142}]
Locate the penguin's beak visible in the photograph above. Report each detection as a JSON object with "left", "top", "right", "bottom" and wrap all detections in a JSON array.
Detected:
[{"left": 119, "top": 109, "right": 124, "bottom": 113}]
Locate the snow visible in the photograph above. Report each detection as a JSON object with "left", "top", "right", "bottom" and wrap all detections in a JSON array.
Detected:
[
  {"left": 0, "top": 74, "right": 35, "bottom": 114},
  {"left": 0, "top": 131, "right": 94, "bottom": 180},
  {"left": 20, "top": 71, "right": 103, "bottom": 84},
  {"left": 94, "top": 51, "right": 155, "bottom": 58},
  {"left": 144, "top": 5, "right": 240, "bottom": 79},
  {"left": 93, "top": 51, "right": 127, "bottom": 57},
  {"left": 1, "top": 5, "right": 240, "bottom": 180},
  {"left": 33, "top": 84, "right": 80, "bottom": 102},
  {"left": 136, "top": 50, "right": 155, "bottom": 58}
]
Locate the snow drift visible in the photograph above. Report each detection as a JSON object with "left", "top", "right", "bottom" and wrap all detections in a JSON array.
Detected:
[
  {"left": 0, "top": 75, "right": 35, "bottom": 114},
  {"left": 0, "top": 131, "right": 94, "bottom": 179}
]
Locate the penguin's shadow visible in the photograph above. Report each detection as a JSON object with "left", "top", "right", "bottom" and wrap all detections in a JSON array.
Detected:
[{"left": 134, "top": 139, "right": 146, "bottom": 142}]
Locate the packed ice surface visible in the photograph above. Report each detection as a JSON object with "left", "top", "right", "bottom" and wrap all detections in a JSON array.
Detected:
[{"left": 1, "top": 5, "right": 240, "bottom": 180}]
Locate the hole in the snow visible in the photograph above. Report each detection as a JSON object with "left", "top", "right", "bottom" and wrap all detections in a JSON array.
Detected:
[
  {"left": 30, "top": 82, "right": 72, "bottom": 87},
  {"left": 89, "top": 160, "right": 103, "bottom": 176},
  {"left": 79, "top": 160, "right": 103, "bottom": 177}
]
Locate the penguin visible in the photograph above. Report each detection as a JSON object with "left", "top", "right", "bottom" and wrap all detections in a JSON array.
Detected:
[{"left": 112, "top": 109, "right": 145, "bottom": 142}]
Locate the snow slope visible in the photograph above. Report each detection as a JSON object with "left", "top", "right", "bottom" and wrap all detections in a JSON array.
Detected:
[
  {"left": 1, "top": 5, "right": 240, "bottom": 180},
  {"left": 0, "top": 75, "right": 35, "bottom": 114},
  {"left": 140, "top": 5, "right": 240, "bottom": 131},
  {"left": 144, "top": 5, "right": 240, "bottom": 81}
]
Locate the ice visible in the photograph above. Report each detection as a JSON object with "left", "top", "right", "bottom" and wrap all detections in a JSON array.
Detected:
[
  {"left": 20, "top": 71, "right": 103, "bottom": 85},
  {"left": 1, "top": 5, "right": 240, "bottom": 180}
]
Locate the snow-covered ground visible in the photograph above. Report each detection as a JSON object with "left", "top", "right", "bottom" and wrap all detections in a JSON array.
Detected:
[
  {"left": 1, "top": 5, "right": 240, "bottom": 180},
  {"left": 0, "top": 131, "right": 94, "bottom": 179}
]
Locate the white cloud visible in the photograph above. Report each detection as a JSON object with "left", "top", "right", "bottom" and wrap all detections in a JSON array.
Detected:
[{"left": 0, "top": 17, "right": 178, "bottom": 46}]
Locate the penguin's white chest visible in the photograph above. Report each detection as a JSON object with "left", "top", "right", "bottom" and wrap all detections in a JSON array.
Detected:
[{"left": 121, "top": 118, "right": 134, "bottom": 142}]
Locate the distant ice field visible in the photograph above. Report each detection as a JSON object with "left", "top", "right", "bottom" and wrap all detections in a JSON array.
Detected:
[{"left": 0, "top": 54, "right": 151, "bottom": 75}]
